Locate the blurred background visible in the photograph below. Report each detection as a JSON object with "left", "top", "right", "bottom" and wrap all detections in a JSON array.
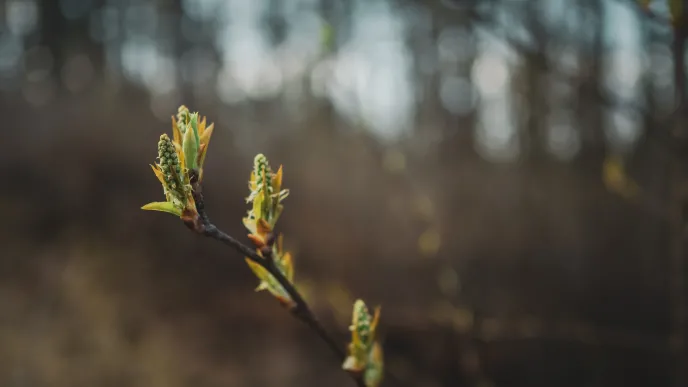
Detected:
[{"left": 1, "top": 0, "right": 687, "bottom": 386}]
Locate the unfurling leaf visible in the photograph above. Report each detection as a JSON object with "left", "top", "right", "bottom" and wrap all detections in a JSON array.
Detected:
[
  {"left": 245, "top": 258, "right": 296, "bottom": 308},
  {"left": 364, "top": 342, "right": 384, "bottom": 387},
  {"left": 172, "top": 115, "right": 182, "bottom": 145},
  {"left": 198, "top": 122, "right": 214, "bottom": 173},
  {"left": 244, "top": 228, "right": 296, "bottom": 306},
  {"left": 190, "top": 113, "right": 200, "bottom": 154},
  {"left": 182, "top": 121, "right": 198, "bottom": 171},
  {"left": 141, "top": 201, "right": 183, "bottom": 217},
  {"left": 243, "top": 216, "right": 257, "bottom": 235},
  {"left": 150, "top": 164, "right": 165, "bottom": 185},
  {"left": 281, "top": 252, "right": 294, "bottom": 283}
]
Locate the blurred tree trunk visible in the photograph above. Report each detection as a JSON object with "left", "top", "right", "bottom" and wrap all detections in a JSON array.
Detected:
[
  {"left": 39, "top": 0, "right": 69, "bottom": 76},
  {"left": 668, "top": 159, "right": 686, "bottom": 387},
  {"left": 523, "top": 0, "right": 547, "bottom": 161},
  {"left": 670, "top": 6, "right": 688, "bottom": 387},
  {"left": 576, "top": 0, "right": 606, "bottom": 170}
]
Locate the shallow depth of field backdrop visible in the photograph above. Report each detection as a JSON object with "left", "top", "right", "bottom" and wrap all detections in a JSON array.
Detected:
[{"left": 1, "top": 0, "right": 687, "bottom": 386}]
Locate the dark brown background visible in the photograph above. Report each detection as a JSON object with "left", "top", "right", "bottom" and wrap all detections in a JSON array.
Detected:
[{"left": 1, "top": 0, "right": 687, "bottom": 386}]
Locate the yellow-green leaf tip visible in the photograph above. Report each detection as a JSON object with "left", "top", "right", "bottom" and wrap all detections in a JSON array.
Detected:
[{"left": 141, "top": 201, "right": 183, "bottom": 217}]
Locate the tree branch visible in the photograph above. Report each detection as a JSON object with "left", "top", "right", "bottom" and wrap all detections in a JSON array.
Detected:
[{"left": 184, "top": 172, "right": 366, "bottom": 387}]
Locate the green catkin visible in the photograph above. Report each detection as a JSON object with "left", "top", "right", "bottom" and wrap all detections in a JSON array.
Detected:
[
  {"left": 177, "top": 105, "right": 190, "bottom": 134},
  {"left": 158, "top": 133, "right": 185, "bottom": 202},
  {"left": 253, "top": 153, "right": 273, "bottom": 193},
  {"left": 354, "top": 301, "right": 372, "bottom": 344}
]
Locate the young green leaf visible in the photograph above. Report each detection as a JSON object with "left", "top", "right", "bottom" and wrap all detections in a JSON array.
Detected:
[
  {"left": 182, "top": 122, "right": 198, "bottom": 171},
  {"left": 245, "top": 258, "right": 296, "bottom": 308},
  {"left": 141, "top": 201, "right": 183, "bottom": 217},
  {"left": 364, "top": 342, "right": 384, "bottom": 387}
]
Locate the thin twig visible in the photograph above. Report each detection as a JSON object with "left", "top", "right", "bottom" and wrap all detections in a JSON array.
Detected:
[{"left": 185, "top": 172, "right": 366, "bottom": 387}]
